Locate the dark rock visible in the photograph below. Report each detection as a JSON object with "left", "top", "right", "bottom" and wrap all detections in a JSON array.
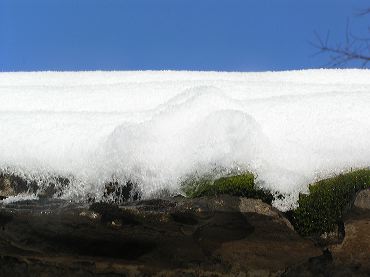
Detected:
[
  {"left": 0, "top": 210, "right": 13, "bottom": 230},
  {"left": 0, "top": 195, "right": 345, "bottom": 276},
  {"left": 171, "top": 211, "right": 198, "bottom": 225},
  {"left": 103, "top": 180, "right": 140, "bottom": 203},
  {"left": 284, "top": 248, "right": 370, "bottom": 277},
  {"left": 38, "top": 176, "right": 70, "bottom": 199},
  {"left": 133, "top": 198, "right": 176, "bottom": 211},
  {"left": 0, "top": 173, "right": 37, "bottom": 198},
  {"left": 0, "top": 173, "right": 70, "bottom": 200},
  {"left": 309, "top": 249, "right": 333, "bottom": 276},
  {"left": 317, "top": 220, "right": 345, "bottom": 247},
  {"left": 89, "top": 202, "right": 140, "bottom": 225},
  {"left": 193, "top": 211, "right": 254, "bottom": 255},
  {"left": 283, "top": 249, "right": 333, "bottom": 277}
]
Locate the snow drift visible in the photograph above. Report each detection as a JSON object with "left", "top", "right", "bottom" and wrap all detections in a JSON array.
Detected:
[{"left": 1, "top": 69, "right": 370, "bottom": 209}]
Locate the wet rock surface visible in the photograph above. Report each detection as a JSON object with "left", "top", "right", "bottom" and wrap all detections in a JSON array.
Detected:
[{"left": 0, "top": 194, "right": 369, "bottom": 276}]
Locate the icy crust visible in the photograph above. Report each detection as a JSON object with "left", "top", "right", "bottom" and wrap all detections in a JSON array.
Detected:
[{"left": 0, "top": 69, "right": 370, "bottom": 210}]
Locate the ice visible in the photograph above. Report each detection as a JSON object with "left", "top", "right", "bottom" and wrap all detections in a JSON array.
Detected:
[{"left": 0, "top": 69, "right": 369, "bottom": 209}]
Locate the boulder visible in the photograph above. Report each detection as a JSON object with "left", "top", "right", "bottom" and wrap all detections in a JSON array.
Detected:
[
  {"left": 354, "top": 188, "right": 370, "bottom": 210},
  {"left": 329, "top": 209, "right": 370, "bottom": 273}
]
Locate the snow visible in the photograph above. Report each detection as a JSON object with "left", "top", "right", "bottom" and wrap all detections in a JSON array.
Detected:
[
  {"left": 0, "top": 69, "right": 370, "bottom": 209},
  {"left": 0, "top": 193, "right": 38, "bottom": 205}
]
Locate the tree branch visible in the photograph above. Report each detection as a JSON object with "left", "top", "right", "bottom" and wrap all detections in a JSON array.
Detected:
[{"left": 312, "top": 8, "right": 370, "bottom": 68}]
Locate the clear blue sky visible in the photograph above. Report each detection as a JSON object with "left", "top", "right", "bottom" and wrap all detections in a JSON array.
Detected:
[{"left": 0, "top": 0, "right": 369, "bottom": 72}]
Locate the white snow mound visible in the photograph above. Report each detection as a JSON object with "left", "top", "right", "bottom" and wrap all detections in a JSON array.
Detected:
[{"left": 1, "top": 69, "right": 370, "bottom": 210}]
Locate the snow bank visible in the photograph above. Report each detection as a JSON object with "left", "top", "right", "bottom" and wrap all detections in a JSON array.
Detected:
[{"left": 1, "top": 69, "right": 370, "bottom": 209}]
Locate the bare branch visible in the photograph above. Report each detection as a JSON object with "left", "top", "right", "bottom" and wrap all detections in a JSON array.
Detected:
[
  {"left": 312, "top": 8, "right": 370, "bottom": 68},
  {"left": 356, "top": 8, "right": 370, "bottom": 16}
]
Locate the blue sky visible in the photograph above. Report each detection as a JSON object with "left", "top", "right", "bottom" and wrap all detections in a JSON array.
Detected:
[{"left": 0, "top": 0, "right": 369, "bottom": 72}]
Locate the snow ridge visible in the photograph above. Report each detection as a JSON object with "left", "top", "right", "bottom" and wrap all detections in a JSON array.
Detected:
[{"left": 1, "top": 69, "right": 370, "bottom": 210}]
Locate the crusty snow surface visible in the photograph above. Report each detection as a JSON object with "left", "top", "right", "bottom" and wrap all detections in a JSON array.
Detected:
[{"left": 1, "top": 70, "right": 370, "bottom": 209}]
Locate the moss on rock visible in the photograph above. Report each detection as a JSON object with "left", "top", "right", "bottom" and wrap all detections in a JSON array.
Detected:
[
  {"left": 183, "top": 173, "right": 273, "bottom": 204},
  {"left": 291, "top": 169, "right": 370, "bottom": 236}
]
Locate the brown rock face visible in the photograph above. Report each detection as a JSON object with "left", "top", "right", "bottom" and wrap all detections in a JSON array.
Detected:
[
  {"left": 329, "top": 208, "right": 370, "bottom": 273},
  {"left": 0, "top": 196, "right": 321, "bottom": 276},
  {"left": 2, "top": 193, "right": 368, "bottom": 276}
]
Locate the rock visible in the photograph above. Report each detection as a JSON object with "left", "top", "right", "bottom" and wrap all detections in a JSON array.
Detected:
[
  {"left": 238, "top": 197, "right": 294, "bottom": 230},
  {"left": 179, "top": 195, "right": 293, "bottom": 229},
  {"left": 0, "top": 195, "right": 323, "bottom": 276},
  {"left": 354, "top": 188, "right": 370, "bottom": 210},
  {"left": 283, "top": 249, "right": 334, "bottom": 277},
  {"left": 0, "top": 174, "right": 37, "bottom": 199},
  {"left": 284, "top": 246, "right": 370, "bottom": 276},
  {"left": 37, "top": 177, "right": 70, "bottom": 199},
  {"left": 103, "top": 180, "right": 140, "bottom": 203},
  {"left": 285, "top": 193, "right": 370, "bottom": 276},
  {"left": 0, "top": 176, "right": 16, "bottom": 198},
  {"left": 316, "top": 221, "right": 345, "bottom": 247},
  {"left": 0, "top": 210, "right": 13, "bottom": 230},
  {"left": 89, "top": 202, "right": 140, "bottom": 225},
  {"left": 329, "top": 209, "right": 370, "bottom": 274},
  {"left": 209, "top": 197, "right": 320, "bottom": 274}
]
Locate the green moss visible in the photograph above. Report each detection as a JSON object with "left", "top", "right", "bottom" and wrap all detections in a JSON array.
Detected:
[
  {"left": 183, "top": 173, "right": 273, "bottom": 204},
  {"left": 292, "top": 169, "right": 370, "bottom": 236}
]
